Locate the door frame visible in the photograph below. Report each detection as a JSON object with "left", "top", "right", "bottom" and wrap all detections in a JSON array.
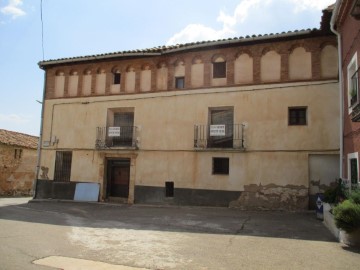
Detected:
[
  {"left": 101, "top": 153, "right": 137, "bottom": 204},
  {"left": 107, "top": 158, "right": 131, "bottom": 199}
]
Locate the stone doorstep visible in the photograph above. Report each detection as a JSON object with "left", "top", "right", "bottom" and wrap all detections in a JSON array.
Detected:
[{"left": 33, "top": 256, "right": 149, "bottom": 270}]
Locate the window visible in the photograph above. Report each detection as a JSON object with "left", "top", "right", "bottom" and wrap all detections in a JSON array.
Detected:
[
  {"left": 54, "top": 151, "right": 72, "bottom": 182},
  {"left": 113, "top": 72, "right": 121, "bottom": 85},
  {"left": 112, "top": 112, "right": 134, "bottom": 146},
  {"left": 212, "top": 157, "right": 229, "bottom": 175},
  {"left": 175, "top": 77, "right": 185, "bottom": 89},
  {"left": 14, "top": 149, "right": 22, "bottom": 159},
  {"left": 208, "top": 107, "right": 234, "bottom": 148},
  {"left": 289, "top": 107, "right": 307, "bottom": 125},
  {"left": 348, "top": 53, "right": 358, "bottom": 107},
  {"left": 348, "top": 152, "right": 359, "bottom": 185},
  {"left": 165, "top": 181, "right": 174, "bottom": 197},
  {"left": 350, "top": 158, "right": 358, "bottom": 184},
  {"left": 213, "top": 62, "right": 226, "bottom": 78}
]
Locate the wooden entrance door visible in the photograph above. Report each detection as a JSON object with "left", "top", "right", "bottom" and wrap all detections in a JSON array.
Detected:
[{"left": 107, "top": 159, "right": 130, "bottom": 198}]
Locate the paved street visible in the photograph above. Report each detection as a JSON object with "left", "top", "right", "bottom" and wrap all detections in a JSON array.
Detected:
[{"left": 0, "top": 197, "right": 359, "bottom": 270}]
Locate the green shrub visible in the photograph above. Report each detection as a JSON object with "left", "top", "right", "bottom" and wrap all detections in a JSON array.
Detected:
[
  {"left": 323, "top": 179, "right": 347, "bottom": 204},
  {"left": 348, "top": 189, "right": 360, "bottom": 204},
  {"left": 333, "top": 200, "right": 360, "bottom": 233}
]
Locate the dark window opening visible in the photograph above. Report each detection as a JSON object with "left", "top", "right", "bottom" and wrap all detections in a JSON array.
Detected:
[
  {"left": 54, "top": 151, "right": 72, "bottom": 182},
  {"left": 165, "top": 181, "right": 174, "bottom": 197},
  {"left": 289, "top": 107, "right": 307, "bottom": 125},
  {"left": 212, "top": 157, "right": 229, "bottom": 175},
  {"left": 113, "top": 73, "right": 121, "bottom": 85},
  {"left": 111, "top": 112, "right": 134, "bottom": 147},
  {"left": 14, "top": 149, "right": 22, "bottom": 159},
  {"left": 213, "top": 62, "right": 226, "bottom": 78},
  {"left": 175, "top": 77, "right": 185, "bottom": 89},
  {"left": 350, "top": 158, "right": 358, "bottom": 184}
]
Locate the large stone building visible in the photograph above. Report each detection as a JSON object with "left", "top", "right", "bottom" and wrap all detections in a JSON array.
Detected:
[
  {"left": 35, "top": 7, "right": 340, "bottom": 209},
  {"left": 331, "top": 0, "right": 360, "bottom": 187},
  {"left": 0, "top": 129, "right": 38, "bottom": 196}
]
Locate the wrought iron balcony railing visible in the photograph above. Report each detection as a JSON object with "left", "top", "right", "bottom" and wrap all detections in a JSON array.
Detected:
[
  {"left": 194, "top": 124, "right": 246, "bottom": 149},
  {"left": 351, "top": 68, "right": 360, "bottom": 122},
  {"left": 95, "top": 126, "right": 138, "bottom": 149}
]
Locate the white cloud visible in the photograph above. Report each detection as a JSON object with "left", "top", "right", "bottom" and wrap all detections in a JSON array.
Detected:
[
  {"left": 1, "top": 0, "right": 26, "bottom": 19},
  {"left": 166, "top": 0, "right": 335, "bottom": 45},
  {"left": 166, "top": 24, "right": 235, "bottom": 45},
  {"left": 289, "top": 0, "right": 335, "bottom": 13},
  {"left": 0, "top": 113, "right": 32, "bottom": 124}
]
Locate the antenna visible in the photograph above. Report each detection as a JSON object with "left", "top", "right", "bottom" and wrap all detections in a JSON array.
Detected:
[{"left": 40, "top": 0, "right": 45, "bottom": 60}]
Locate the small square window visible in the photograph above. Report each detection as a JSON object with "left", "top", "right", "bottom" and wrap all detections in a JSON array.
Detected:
[
  {"left": 213, "top": 62, "right": 226, "bottom": 78},
  {"left": 175, "top": 77, "right": 185, "bottom": 89},
  {"left": 289, "top": 107, "right": 307, "bottom": 125},
  {"left": 212, "top": 157, "right": 229, "bottom": 175},
  {"left": 113, "top": 73, "right": 121, "bottom": 85}
]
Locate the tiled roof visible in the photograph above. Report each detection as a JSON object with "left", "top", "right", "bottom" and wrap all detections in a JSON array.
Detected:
[
  {"left": 0, "top": 129, "right": 38, "bottom": 149},
  {"left": 38, "top": 28, "right": 323, "bottom": 67}
]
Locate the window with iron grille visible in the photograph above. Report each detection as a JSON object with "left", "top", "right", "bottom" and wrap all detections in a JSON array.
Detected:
[
  {"left": 213, "top": 62, "right": 226, "bottom": 78},
  {"left": 212, "top": 157, "right": 229, "bottom": 175},
  {"left": 288, "top": 107, "right": 307, "bottom": 125},
  {"left": 54, "top": 151, "right": 72, "bottom": 182}
]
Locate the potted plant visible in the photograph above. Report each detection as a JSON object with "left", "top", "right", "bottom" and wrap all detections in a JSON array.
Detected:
[{"left": 333, "top": 189, "right": 360, "bottom": 247}]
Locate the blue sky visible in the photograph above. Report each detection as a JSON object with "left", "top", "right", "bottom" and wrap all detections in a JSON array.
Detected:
[{"left": 0, "top": 0, "right": 334, "bottom": 136}]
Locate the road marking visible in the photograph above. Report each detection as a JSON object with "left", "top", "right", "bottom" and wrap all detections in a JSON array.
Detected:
[{"left": 33, "top": 256, "right": 149, "bottom": 270}]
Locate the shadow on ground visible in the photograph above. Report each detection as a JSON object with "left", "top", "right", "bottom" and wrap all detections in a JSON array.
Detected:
[{"left": 0, "top": 199, "right": 337, "bottom": 243}]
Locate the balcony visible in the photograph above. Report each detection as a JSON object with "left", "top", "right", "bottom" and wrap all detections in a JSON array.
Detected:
[
  {"left": 194, "top": 124, "right": 246, "bottom": 150},
  {"left": 350, "top": 68, "right": 360, "bottom": 122},
  {"left": 95, "top": 126, "right": 138, "bottom": 149}
]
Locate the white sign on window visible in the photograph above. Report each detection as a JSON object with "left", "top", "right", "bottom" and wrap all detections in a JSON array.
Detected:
[
  {"left": 108, "top": 127, "right": 121, "bottom": 137},
  {"left": 210, "top": 125, "right": 226, "bottom": 136}
]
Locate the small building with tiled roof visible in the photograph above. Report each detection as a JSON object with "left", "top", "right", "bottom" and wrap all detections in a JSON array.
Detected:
[{"left": 0, "top": 129, "right": 38, "bottom": 196}]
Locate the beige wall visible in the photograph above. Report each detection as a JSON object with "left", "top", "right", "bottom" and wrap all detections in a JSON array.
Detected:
[
  {"left": 289, "top": 47, "right": 312, "bottom": 80},
  {"left": 234, "top": 53, "right": 253, "bottom": 84},
  {"left": 39, "top": 80, "right": 339, "bottom": 198},
  {"left": 321, "top": 45, "right": 338, "bottom": 78},
  {"left": 261, "top": 50, "right": 281, "bottom": 81}
]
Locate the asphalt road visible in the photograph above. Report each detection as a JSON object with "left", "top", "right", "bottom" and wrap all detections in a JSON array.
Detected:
[{"left": 0, "top": 197, "right": 359, "bottom": 270}]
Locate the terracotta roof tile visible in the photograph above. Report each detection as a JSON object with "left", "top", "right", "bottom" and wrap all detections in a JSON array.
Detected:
[{"left": 0, "top": 129, "right": 38, "bottom": 149}]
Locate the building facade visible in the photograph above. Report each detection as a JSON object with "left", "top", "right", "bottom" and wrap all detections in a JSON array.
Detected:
[
  {"left": 0, "top": 129, "right": 38, "bottom": 196},
  {"left": 332, "top": 0, "right": 360, "bottom": 187},
  {"left": 36, "top": 9, "right": 340, "bottom": 209}
]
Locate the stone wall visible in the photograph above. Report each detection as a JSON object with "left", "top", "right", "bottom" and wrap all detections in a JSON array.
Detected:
[{"left": 0, "top": 144, "right": 37, "bottom": 196}]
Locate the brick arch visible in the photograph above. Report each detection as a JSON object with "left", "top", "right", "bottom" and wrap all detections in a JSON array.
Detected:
[
  {"left": 288, "top": 43, "right": 312, "bottom": 53},
  {"left": 211, "top": 54, "right": 226, "bottom": 62},
  {"left": 156, "top": 61, "right": 168, "bottom": 69},
  {"left": 235, "top": 49, "right": 253, "bottom": 59},
  {"left": 141, "top": 62, "right": 154, "bottom": 70},
  {"left": 55, "top": 70, "right": 65, "bottom": 76},
  {"left": 111, "top": 66, "right": 121, "bottom": 73},
  {"left": 320, "top": 41, "right": 337, "bottom": 50},
  {"left": 69, "top": 69, "right": 78, "bottom": 75},
  {"left": 173, "top": 58, "right": 185, "bottom": 66},
  {"left": 83, "top": 68, "right": 92, "bottom": 75},
  {"left": 192, "top": 55, "right": 203, "bottom": 64},
  {"left": 125, "top": 65, "right": 135, "bottom": 72},
  {"left": 261, "top": 47, "right": 280, "bottom": 56},
  {"left": 96, "top": 67, "right": 106, "bottom": 74}
]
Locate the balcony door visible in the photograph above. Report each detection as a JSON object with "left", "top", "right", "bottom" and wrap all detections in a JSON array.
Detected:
[
  {"left": 107, "top": 159, "right": 130, "bottom": 198},
  {"left": 112, "top": 112, "right": 134, "bottom": 147},
  {"left": 208, "top": 107, "right": 234, "bottom": 148}
]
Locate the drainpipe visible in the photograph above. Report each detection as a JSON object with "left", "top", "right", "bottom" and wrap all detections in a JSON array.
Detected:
[
  {"left": 330, "top": 0, "right": 344, "bottom": 179},
  {"left": 33, "top": 69, "right": 47, "bottom": 199}
]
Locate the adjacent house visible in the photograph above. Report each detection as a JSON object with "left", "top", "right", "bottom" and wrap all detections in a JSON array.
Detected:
[
  {"left": 0, "top": 129, "right": 38, "bottom": 196},
  {"left": 331, "top": 0, "right": 360, "bottom": 188},
  {"left": 35, "top": 7, "right": 340, "bottom": 209}
]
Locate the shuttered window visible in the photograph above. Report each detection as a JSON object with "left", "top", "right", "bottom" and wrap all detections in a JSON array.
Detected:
[{"left": 54, "top": 151, "right": 72, "bottom": 182}]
